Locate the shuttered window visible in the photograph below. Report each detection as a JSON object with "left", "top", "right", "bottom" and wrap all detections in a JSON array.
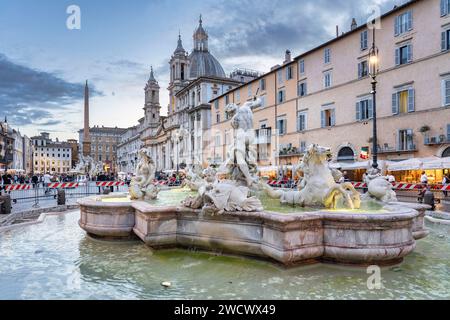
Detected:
[
  {"left": 360, "top": 30, "right": 368, "bottom": 50},
  {"left": 356, "top": 98, "right": 373, "bottom": 121},
  {"left": 299, "top": 60, "right": 305, "bottom": 75},
  {"left": 297, "top": 112, "right": 307, "bottom": 132},
  {"left": 395, "top": 10, "right": 412, "bottom": 36},
  {"left": 441, "top": 0, "right": 450, "bottom": 16},
  {"left": 324, "top": 48, "right": 331, "bottom": 64},
  {"left": 395, "top": 44, "right": 412, "bottom": 65},
  {"left": 442, "top": 29, "right": 450, "bottom": 51},
  {"left": 321, "top": 108, "right": 335, "bottom": 128},
  {"left": 358, "top": 60, "right": 368, "bottom": 78},
  {"left": 392, "top": 88, "right": 415, "bottom": 114},
  {"left": 443, "top": 79, "right": 450, "bottom": 106},
  {"left": 297, "top": 82, "right": 307, "bottom": 97}
]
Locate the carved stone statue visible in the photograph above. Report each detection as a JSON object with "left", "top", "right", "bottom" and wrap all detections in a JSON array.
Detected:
[
  {"left": 129, "top": 147, "right": 160, "bottom": 201},
  {"left": 183, "top": 163, "right": 205, "bottom": 191},
  {"left": 218, "top": 98, "right": 261, "bottom": 187},
  {"left": 261, "top": 144, "right": 361, "bottom": 210},
  {"left": 183, "top": 98, "right": 263, "bottom": 214},
  {"left": 363, "top": 167, "right": 397, "bottom": 202}
]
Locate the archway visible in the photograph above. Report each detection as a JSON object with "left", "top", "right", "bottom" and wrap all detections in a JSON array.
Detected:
[
  {"left": 442, "top": 146, "right": 450, "bottom": 158},
  {"left": 337, "top": 146, "right": 355, "bottom": 161}
]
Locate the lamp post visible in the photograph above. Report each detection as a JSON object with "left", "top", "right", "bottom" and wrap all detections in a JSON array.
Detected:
[{"left": 369, "top": 25, "right": 379, "bottom": 169}]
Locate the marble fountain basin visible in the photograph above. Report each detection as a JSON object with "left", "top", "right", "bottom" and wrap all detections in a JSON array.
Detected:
[{"left": 78, "top": 190, "right": 429, "bottom": 266}]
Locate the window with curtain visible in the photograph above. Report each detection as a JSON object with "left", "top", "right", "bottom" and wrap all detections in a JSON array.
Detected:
[{"left": 392, "top": 88, "right": 415, "bottom": 114}]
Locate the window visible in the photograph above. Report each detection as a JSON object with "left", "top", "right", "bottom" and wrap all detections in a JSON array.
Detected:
[
  {"left": 321, "top": 108, "right": 336, "bottom": 128},
  {"left": 442, "top": 28, "right": 450, "bottom": 51},
  {"left": 277, "top": 90, "right": 285, "bottom": 103},
  {"left": 225, "top": 94, "right": 229, "bottom": 104},
  {"left": 215, "top": 135, "right": 221, "bottom": 147},
  {"left": 324, "top": 48, "right": 331, "bottom": 64},
  {"left": 358, "top": 60, "right": 368, "bottom": 78},
  {"left": 297, "top": 112, "right": 307, "bottom": 131},
  {"left": 299, "top": 60, "right": 305, "bottom": 75},
  {"left": 398, "top": 129, "right": 414, "bottom": 151},
  {"left": 286, "top": 66, "right": 293, "bottom": 80},
  {"left": 395, "top": 44, "right": 412, "bottom": 65},
  {"left": 277, "top": 69, "right": 283, "bottom": 85},
  {"left": 236, "top": 89, "right": 240, "bottom": 101},
  {"left": 360, "top": 30, "right": 368, "bottom": 50},
  {"left": 356, "top": 98, "right": 373, "bottom": 121},
  {"left": 392, "top": 88, "right": 415, "bottom": 114},
  {"left": 324, "top": 72, "right": 332, "bottom": 88},
  {"left": 441, "top": 0, "right": 450, "bottom": 17},
  {"left": 260, "top": 79, "right": 266, "bottom": 91},
  {"left": 297, "top": 82, "right": 307, "bottom": 97},
  {"left": 214, "top": 100, "right": 219, "bottom": 110},
  {"left": 395, "top": 10, "right": 413, "bottom": 36},
  {"left": 248, "top": 83, "right": 252, "bottom": 97},
  {"left": 216, "top": 113, "right": 220, "bottom": 123},
  {"left": 442, "top": 78, "right": 450, "bottom": 106},
  {"left": 276, "top": 117, "right": 287, "bottom": 135}
]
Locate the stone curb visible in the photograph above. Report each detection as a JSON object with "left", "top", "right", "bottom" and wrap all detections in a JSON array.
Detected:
[{"left": 0, "top": 204, "right": 80, "bottom": 231}]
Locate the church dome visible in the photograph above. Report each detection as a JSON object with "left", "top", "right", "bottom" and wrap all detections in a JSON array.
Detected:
[
  {"left": 189, "top": 15, "right": 226, "bottom": 79},
  {"left": 189, "top": 51, "right": 226, "bottom": 79}
]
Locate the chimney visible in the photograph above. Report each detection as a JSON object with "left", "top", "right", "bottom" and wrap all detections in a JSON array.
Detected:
[
  {"left": 284, "top": 50, "right": 292, "bottom": 64},
  {"left": 336, "top": 25, "right": 339, "bottom": 37},
  {"left": 351, "top": 18, "right": 357, "bottom": 30}
]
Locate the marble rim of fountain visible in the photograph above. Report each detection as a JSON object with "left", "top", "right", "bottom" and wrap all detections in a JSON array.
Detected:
[
  {"left": 78, "top": 194, "right": 429, "bottom": 266},
  {"left": 77, "top": 195, "right": 136, "bottom": 239}
]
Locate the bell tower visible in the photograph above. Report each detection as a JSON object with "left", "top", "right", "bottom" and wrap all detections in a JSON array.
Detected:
[
  {"left": 168, "top": 32, "right": 189, "bottom": 115},
  {"left": 144, "top": 66, "right": 161, "bottom": 129}
]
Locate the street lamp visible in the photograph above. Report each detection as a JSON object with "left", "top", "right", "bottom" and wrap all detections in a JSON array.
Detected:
[{"left": 369, "top": 24, "right": 379, "bottom": 169}]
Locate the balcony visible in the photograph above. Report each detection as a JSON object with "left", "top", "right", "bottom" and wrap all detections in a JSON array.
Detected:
[
  {"left": 277, "top": 145, "right": 306, "bottom": 158},
  {"left": 424, "top": 135, "right": 450, "bottom": 146},
  {"left": 255, "top": 128, "right": 272, "bottom": 145},
  {"left": 373, "top": 143, "right": 417, "bottom": 154}
]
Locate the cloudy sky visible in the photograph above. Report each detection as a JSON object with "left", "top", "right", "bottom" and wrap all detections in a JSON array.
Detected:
[{"left": 0, "top": 0, "right": 401, "bottom": 141}]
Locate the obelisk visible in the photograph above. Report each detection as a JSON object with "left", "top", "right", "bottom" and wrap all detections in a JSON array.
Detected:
[{"left": 82, "top": 80, "right": 91, "bottom": 156}]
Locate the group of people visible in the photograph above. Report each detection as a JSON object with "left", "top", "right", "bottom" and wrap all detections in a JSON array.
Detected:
[{"left": 419, "top": 171, "right": 450, "bottom": 198}]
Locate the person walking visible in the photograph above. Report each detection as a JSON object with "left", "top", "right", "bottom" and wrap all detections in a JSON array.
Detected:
[
  {"left": 32, "top": 174, "right": 38, "bottom": 188},
  {"left": 43, "top": 172, "right": 52, "bottom": 195},
  {"left": 420, "top": 171, "right": 428, "bottom": 185}
]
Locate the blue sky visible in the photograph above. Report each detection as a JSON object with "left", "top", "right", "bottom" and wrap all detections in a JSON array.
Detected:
[{"left": 0, "top": 0, "right": 399, "bottom": 140}]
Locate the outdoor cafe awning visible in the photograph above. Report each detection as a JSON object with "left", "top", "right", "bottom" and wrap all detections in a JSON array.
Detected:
[
  {"left": 387, "top": 157, "right": 441, "bottom": 171},
  {"left": 422, "top": 157, "right": 450, "bottom": 170}
]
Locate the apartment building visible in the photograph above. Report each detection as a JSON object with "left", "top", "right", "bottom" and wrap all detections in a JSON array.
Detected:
[
  {"left": 210, "top": 0, "right": 450, "bottom": 170},
  {"left": 31, "top": 133, "right": 73, "bottom": 174}
]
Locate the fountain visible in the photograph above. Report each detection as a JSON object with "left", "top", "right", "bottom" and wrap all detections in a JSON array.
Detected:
[{"left": 78, "top": 98, "right": 429, "bottom": 266}]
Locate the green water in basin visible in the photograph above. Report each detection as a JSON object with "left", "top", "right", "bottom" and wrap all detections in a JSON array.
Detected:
[
  {"left": 0, "top": 210, "right": 449, "bottom": 299},
  {"left": 101, "top": 188, "right": 197, "bottom": 206},
  {"left": 101, "top": 188, "right": 386, "bottom": 214}
]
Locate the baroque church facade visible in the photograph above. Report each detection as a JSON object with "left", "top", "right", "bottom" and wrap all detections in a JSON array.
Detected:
[{"left": 140, "top": 16, "right": 259, "bottom": 171}]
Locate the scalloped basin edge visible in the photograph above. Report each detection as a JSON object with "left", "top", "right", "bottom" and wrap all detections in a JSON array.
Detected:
[{"left": 77, "top": 195, "right": 430, "bottom": 266}]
